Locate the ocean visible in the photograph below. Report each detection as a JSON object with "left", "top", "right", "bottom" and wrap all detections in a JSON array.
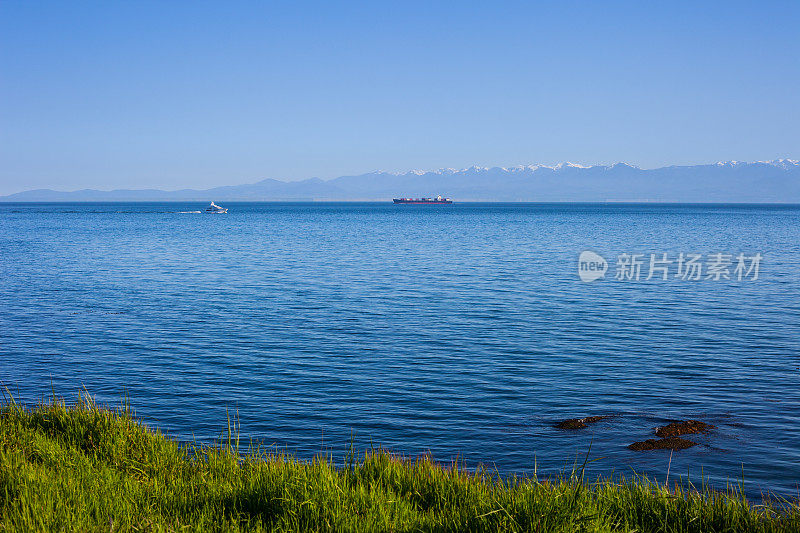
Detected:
[{"left": 2, "top": 202, "right": 799, "bottom": 497}]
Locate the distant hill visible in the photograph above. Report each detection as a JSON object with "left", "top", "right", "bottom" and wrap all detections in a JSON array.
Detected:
[{"left": 3, "top": 160, "right": 799, "bottom": 202}]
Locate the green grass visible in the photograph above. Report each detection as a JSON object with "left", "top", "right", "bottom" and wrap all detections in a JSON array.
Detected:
[{"left": 1, "top": 395, "right": 797, "bottom": 532}]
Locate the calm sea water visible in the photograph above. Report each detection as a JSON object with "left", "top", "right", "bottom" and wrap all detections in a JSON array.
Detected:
[{"left": 2, "top": 202, "right": 799, "bottom": 497}]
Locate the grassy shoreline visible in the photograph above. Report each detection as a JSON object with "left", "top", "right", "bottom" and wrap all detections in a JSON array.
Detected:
[{"left": 1, "top": 396, "right": 798, "bottom": 532}]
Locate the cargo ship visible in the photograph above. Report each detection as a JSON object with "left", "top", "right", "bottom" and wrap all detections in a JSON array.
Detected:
[{"left": 393, "top": 195, "right": 453, "bottom": 204}]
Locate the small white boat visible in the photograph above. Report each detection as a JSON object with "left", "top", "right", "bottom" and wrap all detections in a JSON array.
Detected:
[{"left": 204, "top": 201, "right": 227, "bottom": 214}]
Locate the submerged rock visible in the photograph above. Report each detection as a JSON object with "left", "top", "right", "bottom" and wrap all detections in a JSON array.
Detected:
[
  {"left": 556, "top": 419, "right": 587, "bottom": 429},
  {"left": 628, "top": 437, "right": 698, "bottom": 451},
  {"left": 655, "top": 420, "right": 715, "bottom": 438},
  {"left": 555, "top": 415, "right": 610, "bottom": 430}
]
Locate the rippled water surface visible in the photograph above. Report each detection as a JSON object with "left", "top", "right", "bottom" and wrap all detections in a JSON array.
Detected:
[{"left": 2, "top": 202, "right": 799, "bottom": 496}]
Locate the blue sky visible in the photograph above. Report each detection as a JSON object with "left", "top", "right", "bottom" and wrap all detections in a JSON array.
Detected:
[{"left": 1, "top": 1, "right": 798, "bottom": 194}]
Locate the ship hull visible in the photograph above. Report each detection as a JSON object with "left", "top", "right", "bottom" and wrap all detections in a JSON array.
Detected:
[{"left": 393, "top": 199, "right": 453, "bottom": 204}]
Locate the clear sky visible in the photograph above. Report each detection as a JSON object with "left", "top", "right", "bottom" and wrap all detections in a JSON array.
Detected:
[{"left": 1, "top": 1, "right": 798, "bottom": 195}]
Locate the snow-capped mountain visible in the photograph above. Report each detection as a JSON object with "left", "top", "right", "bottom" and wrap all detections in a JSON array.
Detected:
[
  {"left": 3, "top": 160, "right": 799, "bottom": 202},
  {"left": 715, "top": 159, "right": 799, "bottom": 169}
]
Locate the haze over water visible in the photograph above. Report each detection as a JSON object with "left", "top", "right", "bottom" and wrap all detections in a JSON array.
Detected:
[{"left": 2, "top": 202, "right": 799, "bottom": 497}]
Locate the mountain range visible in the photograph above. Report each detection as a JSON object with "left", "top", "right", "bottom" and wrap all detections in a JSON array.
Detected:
[{"left": 3, "top": 160, "right": 799, "bottom": 202}]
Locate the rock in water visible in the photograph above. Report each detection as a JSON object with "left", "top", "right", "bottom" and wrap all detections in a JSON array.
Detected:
[
  {"left": 628, "top": 437, "right": 698, "bottom": 451},
  {"left": 655, "top": 420, "right": 715, "bottom": 438},
  {"left": 555, "top": 415, "right": 610, "bottom": 430}
]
